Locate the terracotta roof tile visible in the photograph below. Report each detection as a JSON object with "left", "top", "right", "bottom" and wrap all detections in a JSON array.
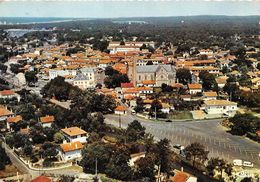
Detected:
[
  {"left": 61, "top": 127, "right": 87, "bottom": 137},
  {"left": 40, "top": 115, "right": 55, "bottom": 123},
  {"left": 142, "top": 80, "right": 156, "bottom": 85},
  {"left": 115, "top": 105, "right": 126, "bottom": 111},
  {"left": 7, "top": 115, "right": 22, "bottom": 123},
  {"left": 31, "top": 176, "right": 51, "bottom": 182},
  {"left": 0, "top": 106, "right": 13, "bottom": 117},
  {"left": 203, "top": 92, "right": 217, "bottom": 97},
  {"left": 188, "top": 84, "right": 202, "bottom": 89},
  {"left": 60, "top": 141, "right": 83, "bottom": 152},
  {"left": 0, "top": 90, "right": 16, "bottom": 96}
]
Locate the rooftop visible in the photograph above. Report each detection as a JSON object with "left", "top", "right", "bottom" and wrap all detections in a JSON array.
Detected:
[
  {"left": 40, "top": 115, "right": 55, "bottom": 123},
  {"left": 188, "top": 83, "right": 202, "bottom": 89},
  {"left": 60, "top": 141, "right": 83, "bottom": 152},
  {"left": 61, "top": 127, "right": 87, "bottom": 137},
  {"left": 7, "top": 115, "right": 22, "bottom": 123},
  {"left": 204, "top": 99, "right": 237, "bottom": 106},
  {"left": 115, "top": 105, "right": 127, "bottom": 111},
  {"left": 0, "top": 106, "right": 13, "bottom": 117},
  {"left": 0, "top": 90, "right": 16, "bottom": 96}
]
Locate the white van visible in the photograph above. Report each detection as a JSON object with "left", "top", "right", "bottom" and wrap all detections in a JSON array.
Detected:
[
  {"left": 243, "top": 161, "right": 254, "bottom": 168},
  {"left": 233, "top": 159, "right": 243, "bottom": 166}
]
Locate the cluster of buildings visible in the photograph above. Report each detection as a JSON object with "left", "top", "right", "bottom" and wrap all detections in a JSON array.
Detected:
[
  {"left": 0, "top": 103, "right": 88, "bottom": 161},
  {"left": 6, "top": 40, "right": 260, "bottom": 119}
]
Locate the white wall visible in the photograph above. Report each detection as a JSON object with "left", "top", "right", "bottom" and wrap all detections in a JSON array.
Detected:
[{"left": 60, "top": 149, "right": 82, "bottom": 161}]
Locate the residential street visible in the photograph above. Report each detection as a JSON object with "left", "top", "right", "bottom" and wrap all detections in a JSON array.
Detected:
[
  {"left": 105, "top": 114, "right": 260, "bottom": 168},
  {"left": 1, "top": 143, "right": 82, "bottom": 180}
]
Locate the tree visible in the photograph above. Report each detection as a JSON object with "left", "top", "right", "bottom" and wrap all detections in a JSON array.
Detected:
[
  {"left": 207, "top": 157, "right": 233, "bottom": 181},
  {"left": 25, "top": 71, "right": 38, "bottom": 84},
  {"left": 40, "top": 142, "right": 58, "bottom": 159},
  {"left": 184, "top": 142, "right": 209, "bottom": 167},
  {"left": 0, "top": 64, "right": 7, "bottom": 73},
  {"left": 199, "top": 71, "right": 218, "bottom": 91},
  {"left": 10, "top": 64, "right": 22, "bottom": 74},
  {"left": 80, "top": 142, "right": 115, "bottom": 174},
  {"left": 41, "top": 76, "right": 80, "bottom": 101},
  {"left": 0, "top": 146, "right": 11, "bottom": 170},
  {"left": 154, "top": 138, "right": 174, "bottom": 174},
  {"left": 54, "top": 132, "right": 65, "bottom": 143},
  {"left": 150, "top": 99, "right": 162, "bottom": 117},
  {"left": 229, "top": 113, "right": 260, "bottom": 136},
  {"left": 105, "top": 66, "right": 119, "bottom": 76},
  {"left": 135, "top": 153, "right": 156, "bottom": 181},
  {"left": 126, "top": 120, "right": 146, "bottom": 142},
  {"left": 104, "top": 73, "right": 130, "bottom": 88},
  {"left": 105, "top": 145, "right": 133, "bottom": 180},
  {"left": 176, "top": 68, "right": 192, "bottom": 85},
  {"left": 134, "top": 97, "right": 145, "bottom": 113},
  {"left": 161, "top": 83, "right": 173, "bottom": 92}
]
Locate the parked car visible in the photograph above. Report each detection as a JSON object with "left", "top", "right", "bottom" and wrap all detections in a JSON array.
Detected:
[
  {"left": 233, "top": 159, "right": 243, "bottom": 166},
  {"left": 243, "top": 161, "right": 254, "bottom": 167}
]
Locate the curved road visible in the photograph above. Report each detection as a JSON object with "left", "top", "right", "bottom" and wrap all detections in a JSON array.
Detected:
[{"left": 105, "top": 114, "right": 260, "bottom": 169}]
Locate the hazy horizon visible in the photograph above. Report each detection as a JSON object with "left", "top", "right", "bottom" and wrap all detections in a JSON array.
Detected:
[{"left": 0, "top": 1, "right": 259, "bottom": 18}]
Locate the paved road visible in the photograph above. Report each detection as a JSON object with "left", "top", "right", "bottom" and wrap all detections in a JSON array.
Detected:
[
  {"left": 1, "top": 142, "right": 82, "bottom": 180},
  {"left": 105, "top": 114, "right": 260, "bottom": 169}
]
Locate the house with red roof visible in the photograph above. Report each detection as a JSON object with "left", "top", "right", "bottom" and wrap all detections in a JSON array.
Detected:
[
  {"left": 40, "top": 115, "right": 55, "bottom": 128},
  {"left": 31, "top": 175, "right": 51, "bottom": 182},
  {"left": 171, "top": 170, "right": 197, "bottom": 182},
  {"left": 0, "top": 90, "right": 20, "bottom": 102},
  {"left": 59, "top": 141, "right": 83, "bottom": 161},
  {"left": 114, "top": 105, "right": 127, "bottom": 115},
  {"left": 6, "top": 115, "right": 23, "bottom": 131}
]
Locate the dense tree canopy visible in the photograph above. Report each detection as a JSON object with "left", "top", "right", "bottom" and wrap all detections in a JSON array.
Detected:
[{"left": 176, "top": 68, "right": 192, "bottom": 85}]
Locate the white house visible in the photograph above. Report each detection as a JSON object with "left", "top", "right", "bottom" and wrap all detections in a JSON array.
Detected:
[
  {"left": 203, "top": 91, "right": 217, "bottom": 101},
  {"left": 6, "top": 115, "right": 23, "bottom": 131},
  {"left": 40, "top": 115, "right": 54, "bottom": 128},
  {"left": 59, "top": 141, "right": 83, "bottom": 161},
  {"left": 0, "top": 105, "right": 13, "bottom": 122},
  {"left": 108, "top": 45, "right": 140, "bottom": 54},
  {"left": 0, "top": 90, "right": 20, "bottom": 102},
  {"left": 199, "top": 49, "right": 213, "bottom": 56},
  {"left": 204, "top": 100, "right": 238, "bottom": 117},
  {"left": 61, "top": 127, "right": 88, "bottom": 143},
  {"left": 114, "top": 105, "right": 127, "bottom": 115},
  {"left": 188, "top": 84, "right": 202, "bottom": 95}
]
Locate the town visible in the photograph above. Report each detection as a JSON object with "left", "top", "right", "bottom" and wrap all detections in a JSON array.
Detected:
[{"left": 0, "top": 15, "right": 260, "bottom": 182}]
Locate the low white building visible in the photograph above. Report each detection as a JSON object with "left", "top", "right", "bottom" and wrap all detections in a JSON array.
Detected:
[
  {"left": 0, "top": 90, "right": 20, "bottom": 102},
  {"left": 40, "top": 115, "right": 54, "bottom": 128},
  {"left": 61, "top": 127, "right": 88, "bottom": 143},
  {"left": 204, "top": 100, "right": 238, "bottom": 117},
  {"left": 0, "top": 105, "right": 13, "bottom": 122},
  {"left": 203, "top": 91, "right": 217, "bottom": 101},
  {"left": 59, "top": 141, "right": 83, "bottom": 161},
  {"left": 114, "top": 105, "right": 127, "bottom": 115},
  {"left": 108, "top": 45, "right": 140, "bottom": 54},
  {"left": 188, "top": 84, "right": 202, "bottom": 95}
]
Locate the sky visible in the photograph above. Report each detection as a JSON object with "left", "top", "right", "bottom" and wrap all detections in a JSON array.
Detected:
[{"left": 0, "top": 0, "right": 260, "bottom": 18}]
